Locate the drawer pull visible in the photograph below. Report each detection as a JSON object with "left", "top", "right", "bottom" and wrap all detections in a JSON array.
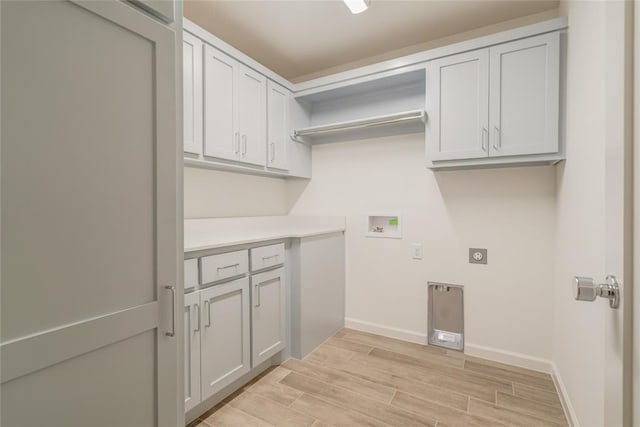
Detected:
[
  {"left": 217, "top": 263, "right": 240, "bottom": 272},
  {"left": 262, "top": 254, "right": 279, "bottom": 261}
]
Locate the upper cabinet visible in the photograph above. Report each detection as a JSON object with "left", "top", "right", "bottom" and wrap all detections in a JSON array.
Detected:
[
  {"left": 267, "top": 81, "right": 290, "bottom": 171},
  {"left": 183, "top": 32, "right": 203, "bottom": 156},
  {"left": 237, "top": 65, "right": 267, "bottom": 166},
  {"left": 426, "top": 32, "right": 561, "bottom": 169}
]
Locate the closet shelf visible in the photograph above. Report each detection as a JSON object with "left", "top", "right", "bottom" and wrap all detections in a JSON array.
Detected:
[{"left": 291, "top": 109, "right": 427, "bottom": 144}]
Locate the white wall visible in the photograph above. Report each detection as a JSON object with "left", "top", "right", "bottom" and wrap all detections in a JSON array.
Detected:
[
  {"left": 184, "top": 167, "right": 290, "bottom": 218},
  {"left": 288, "top": 134, "right": 557, "bottom": 364},
  {"left": 552, "top": 1, "right": 607, "bottom": 425}
]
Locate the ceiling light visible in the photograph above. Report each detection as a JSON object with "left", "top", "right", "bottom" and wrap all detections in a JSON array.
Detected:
[{"left": 343, "top": 0, "right": 370, "bottom": 14}]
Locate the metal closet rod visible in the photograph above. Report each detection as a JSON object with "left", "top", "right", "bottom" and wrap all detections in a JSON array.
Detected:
[{"left": 292, "top": 110, "right": 426, "bottom": 138}]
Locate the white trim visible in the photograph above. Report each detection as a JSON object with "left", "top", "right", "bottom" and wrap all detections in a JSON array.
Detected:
[
  {"left": 464, "top": 343, "right": 552, "bottom": 374},
  {"left": 183, "top": 18, "right": 293, "bottom": 91},
  {"left": 294, "top": 17, "right": 568, "bottom": 95},
  {"left": 551, "top": 362, "right": 580, "bottom": 427},
  {"left": 344, "top": 318, "right": 427, "bottom": 345}
]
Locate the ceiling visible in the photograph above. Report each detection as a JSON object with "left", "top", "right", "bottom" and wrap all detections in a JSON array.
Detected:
[{"left": 184, "top": 0, "right": 560, "bottom": 82}]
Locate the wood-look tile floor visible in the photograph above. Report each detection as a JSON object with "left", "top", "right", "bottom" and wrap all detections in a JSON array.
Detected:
[{"left": 189, "top": 329, "right": 568, "bottom": 427}]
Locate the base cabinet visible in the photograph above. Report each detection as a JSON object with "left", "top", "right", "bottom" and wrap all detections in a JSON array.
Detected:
[
  {"left": 200, "top": 278, "right": 251, "bottom": 400},
  {"left": 184, "top": 291, "right": 201, "bottom": 412},
  {"left": 251, "top": 267, "right": 286, "bottom": 366}
]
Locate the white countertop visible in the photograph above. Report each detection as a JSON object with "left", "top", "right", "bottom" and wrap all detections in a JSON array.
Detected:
[{"left": 184, "top": 216, "right": 346, "bottom": 253}]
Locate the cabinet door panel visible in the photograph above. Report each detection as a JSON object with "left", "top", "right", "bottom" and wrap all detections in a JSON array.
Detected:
[
  {"left": 427, "top": 49, "right": 489, "bottom": 161},
  {"left": 200, "top": 278, "right": 250, "bottom": 400},
  {"left": 267, "top": 81, "right": 290, "bottom": 171},
  {"left": 251, "top": 268, "right": 286, "bottom": 366},
  {"left": 238, "top": 65, "right": 267, "bottom": 166},
  {"left": 183, "top": 32, "right": 203, "bottom": 156},
  {"left": 204, "top": 45, "right": 238, "bottom": 161},
  {"left": 489, "top": 32, "right": 560, "bottom": 157},
  {"left": 184, "top": 291, "right": 201, "bottom": 412}
]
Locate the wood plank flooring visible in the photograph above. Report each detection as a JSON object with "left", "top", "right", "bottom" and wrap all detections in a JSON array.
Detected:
[{"left": 189, "top": 328, "right": 568, "bottom": 427}]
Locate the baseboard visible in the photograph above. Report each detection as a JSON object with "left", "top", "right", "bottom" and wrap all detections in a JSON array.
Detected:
[
  {"left": 344, "top": 318, "right": 427, "bottom": 345},
  {"left": 550, "top": 362, "right": 579, "bottom": 427},
  {"left": 464, "top": 343, "right": 553, "bottom": 374}
]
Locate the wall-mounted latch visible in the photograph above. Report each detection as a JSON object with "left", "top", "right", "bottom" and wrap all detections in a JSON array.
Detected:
[{"left": 573, "top": 275, "right": 620, "bottom": 309}]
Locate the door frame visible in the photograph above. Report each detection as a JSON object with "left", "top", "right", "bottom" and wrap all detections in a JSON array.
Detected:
[{"left": 604, "top": 1, "right": 634, "bottom": 426}]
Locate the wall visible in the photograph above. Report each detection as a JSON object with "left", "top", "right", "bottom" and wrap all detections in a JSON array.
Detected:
[
  {"left": 288, "top": 134, "right": 557, "bottom": 365},
  {"left": 184, "top": 167, "right": 290, "bottom": 218},
  {"left": 552, "top": 1, "right": 606, "bottom": 425}
]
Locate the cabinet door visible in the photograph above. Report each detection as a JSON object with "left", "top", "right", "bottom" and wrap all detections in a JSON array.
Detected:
[
  {"left": 251, "top": 268, "right": 286, "bottom": 366},
  {"left": 267, "top": 81, "right": 290, "bottom": 171},
  {"left": 489, "top": 32, "right": 560, "bottom": 157},
  {"left": 200, "top": 278, "right": 250, "bottom": 400},
  {"left": 183, "top": 32, "right": 203, "bottom": 156},
  {"left": 237, "top": 64, "right": 267, "bottom": 166},
  {"left": 204, "top": 45, "right": 238, "bottom": 161},
  {"left": 427, "top": 49, "right": 489, "bottom": 161},
  {"left": 184, "top": 291, "right": 201, "bottom": 412}
]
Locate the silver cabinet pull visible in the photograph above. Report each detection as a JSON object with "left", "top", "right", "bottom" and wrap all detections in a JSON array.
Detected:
[
  {"left": 194, "top": 303, "right": 201, "bottom": 332},
  {"left": 270, "top": 142, "right": 275, "bottom": 162},
  {"left": 242, "top": 134, "right": 247, "bottom": 155},
  {"left": 165, "top": 285, "right": 176, "bottom": 337},
  {"left": 574, "top": 275, "right": 620, "bottom": 309},
  {"left": 262, "top": 254, "right": 278, "bottom": 260},
  {"left": 493, "top": 126, "right": 501, "bottom": 150},
  {"left": 255, "top": 284, "right": 261, "bottom": 308},
  {"left": 481, "top": 128, "right": 488, "bottom": 152},
  {"left": 217, "top": 263, "right": 239, "bottom": 272},
  {"left": 234, "top": 132, "right": 240, "bottom": 154},
  {"left": 204, "top": 300, "right": 212, "bottom": 327}
]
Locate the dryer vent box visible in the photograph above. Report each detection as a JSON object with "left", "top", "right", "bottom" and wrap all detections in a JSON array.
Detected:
[{"left": 428, "top": 282, "right": 464, "bottom": 351}]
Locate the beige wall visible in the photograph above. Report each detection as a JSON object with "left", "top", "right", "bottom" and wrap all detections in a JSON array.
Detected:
[
  {"left": 288, "top": 134, "right": 557, "bottom": 364},
  {"left": 552, "top": 1, "right": 607, "bottom": 425},
  {"left": 183, "top": 167, "right": 290, "bottom": 219}
]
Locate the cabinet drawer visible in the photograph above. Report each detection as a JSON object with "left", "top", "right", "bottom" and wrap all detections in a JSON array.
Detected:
[
  {"left": 251, "top": 243, "right": 285, "bottom": 271},
  {"left": 201, "top": 250, "right": 248, "bottom": 283},
  {"left": 184, "top": 258, "right": 199, "bottom": 289}
]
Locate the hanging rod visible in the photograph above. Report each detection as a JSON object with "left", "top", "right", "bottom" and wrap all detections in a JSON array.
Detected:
[{"left": 291, "top": 109, "right": 426, "bottom": 142}]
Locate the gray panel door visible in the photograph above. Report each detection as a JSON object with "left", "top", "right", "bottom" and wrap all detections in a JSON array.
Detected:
[{"left": 1, "top": 1, "right": 179, "bottom": 425}]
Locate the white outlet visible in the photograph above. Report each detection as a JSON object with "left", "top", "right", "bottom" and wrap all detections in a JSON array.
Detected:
[{"left": 412, "top": 243, "right": 423, "bottom": 260}]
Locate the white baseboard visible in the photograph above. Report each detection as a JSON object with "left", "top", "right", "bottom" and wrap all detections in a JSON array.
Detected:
[
  {"left": 464, "top": 343, "right": 553, "bottom": 374},
  {"left": 550, "top": 362, "right": 579, "bottom": 427},
  {"left": 344, "top": 318, "right": 427, "bottom": 345}
]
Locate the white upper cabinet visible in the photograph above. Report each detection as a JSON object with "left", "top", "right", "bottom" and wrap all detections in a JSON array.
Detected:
[
  {"left": 203, "top": 45, "right": 238, "bottom": 162},
  {"left": 426, "top": 32, "right": 561, "bottom": 169},
  {"left": 183, "top": 32, "right": 203, "bottom": 156},
  {"left": 267, "top": 81, "right": 290, "bottom": 171},
  {"left": 237, "top": 65, "right": 267, "bottom": 166},
  {"left": 489, "top": 32, "right": 560, "bottom": 157},
  {"left": 427, "top": 49, "right": 489, "bottom": 161}
]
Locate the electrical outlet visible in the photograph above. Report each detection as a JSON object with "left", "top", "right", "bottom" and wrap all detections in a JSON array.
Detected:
[
  {"left": 412, "top": 243, "right": 423, "bottom": 260},
  {"left": 469, "top": 248, "right": 488, "bottom": 264}
]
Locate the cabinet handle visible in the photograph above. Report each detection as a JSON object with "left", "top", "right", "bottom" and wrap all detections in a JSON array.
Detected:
[
  {"left": 204, "top": 300, "right": 211, "bottom": 327},
  {"left": 242, "top": 134, "right": 247, "bottom": 156},
  {"left": 165, "top": 285, "right": 176, "bottom": 337},
  {"left": 481, "top": 128, "right": 488, "bottom": 152},
  {"left": 270, "top": 142, "right": 275, "bottom": 162},
  {"left": 493, "top": 126, "right": 501, "bottom": 150},
  {"left": 217, "top": 263, "right": 239, "bottom": 272},
  {"left": 255, "top": 284, "right": 261, "bottom": 308},
  {"left": 194, "top": 303, "right": 200, "bottom": 332},
  {"left": 234, "top": 132, "right": 240, "bottom": 154}
]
